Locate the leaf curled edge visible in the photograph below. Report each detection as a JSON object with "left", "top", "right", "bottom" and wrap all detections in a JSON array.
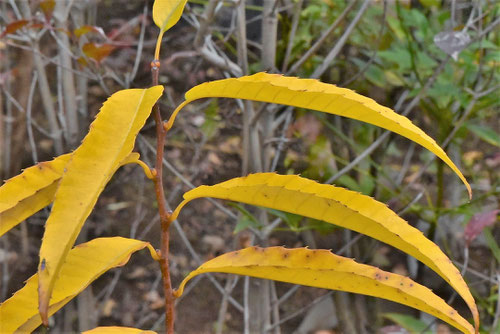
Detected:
[
  {"left": 37, "top": 86, "right": 163, "bottom": 324},
  {"left": 175, "top": 246, "right": 474, "bottom": 334},
  {"left": 175, "top": 72, "right": 470, "bottom": 198},
  {"left": 0, "top": 237, "right": 157, "bottom": 333},
  {"left": 173, "top": 173, "right": 479, "bottom": 332}
]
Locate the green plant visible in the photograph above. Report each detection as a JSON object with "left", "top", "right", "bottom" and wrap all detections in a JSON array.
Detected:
[{"left": 0, "top": 2, "right": 482, "bottom": 333}]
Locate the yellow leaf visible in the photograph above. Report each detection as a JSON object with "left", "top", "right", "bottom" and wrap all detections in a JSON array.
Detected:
[
  {"left": 0, "top": 182, "right": 58, "bottom": 238},
  {"left": 0, "top": 154, "right": 71, "bottom": 213},
  {"left": 173, "top": 173, "right": 478, "bottom": 331},
  {"left": 153, "top": 0, "right": 188, "bottom": 33},
  {"left": 0, "top": 237, "right": 157, "bottom": 333},
  {"left": 175, "top": 246, "right": 474, "bottom": 334},
  {"left": 0, "top": 153, "right": 144, "bottom": 238},
  {"left": 0, "top": 154, "right": 70, "bottom": 238},
  {"left": 83, "top": 327, "right": 156, "bottom": 334},
  {"left": 169, "top": 72, "right": 470, "bottom": 198},
  {"left": 38, "top": 86, "right": 163, "bottom": 324}
]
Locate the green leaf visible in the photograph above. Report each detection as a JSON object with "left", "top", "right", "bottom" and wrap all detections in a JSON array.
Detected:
[
  {"left": 467, "top": 123, "right": 500, "bottom": 147},
  {"left": 267, "top": 209, "right": 303, "bottom": 231},
  {"left": 483, "top": 227, "right": 500, "bottom": 264},
  {"left": 337, "top": 174, "right": 362, "bottom": 192},
  {"left": 383, "top": 313, "right": 428, "bottom": 333},
  {"left": 200, "top": 99, "right": 222, "bottom": 140},
  {"left": 228, "top": 203, "right": 262, "bottom": 234}
]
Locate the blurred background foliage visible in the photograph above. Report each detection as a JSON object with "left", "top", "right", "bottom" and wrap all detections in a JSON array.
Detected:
[{"left": 0, "top": 0, "right": 498, "bottom": 332}]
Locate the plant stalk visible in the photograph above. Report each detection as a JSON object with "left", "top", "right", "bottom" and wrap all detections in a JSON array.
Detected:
[{"left": 151, "top": 58, "right": 175, "bottom": 334}]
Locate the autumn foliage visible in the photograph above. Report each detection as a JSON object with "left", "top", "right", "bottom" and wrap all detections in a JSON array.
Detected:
[{"left": 0, "top": 1, "right": 480, "bottom": 333}]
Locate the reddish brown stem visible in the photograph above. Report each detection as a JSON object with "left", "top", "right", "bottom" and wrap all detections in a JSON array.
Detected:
[{"left": 151, "top": 59, "right": 175, "bottom": 334}]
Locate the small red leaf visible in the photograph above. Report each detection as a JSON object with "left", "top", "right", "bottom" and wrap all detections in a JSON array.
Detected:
[
  {"left": 1, "top": 20, "right": 30, "bottom": 38},
  {"left": 464, "top": 209, "right": 499, "bottom": 246},
  {"left": 82, "top": 43, "right": 115, "bottom": 64}
]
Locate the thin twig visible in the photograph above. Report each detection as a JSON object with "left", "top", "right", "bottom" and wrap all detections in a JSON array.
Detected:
[
  {"left": 0, "top": 87, "right": 52, "bottom": 138},
  {"left": 342, "top": 0, "right": 387, "bottom": 86},
  {"left": 150, "top": 40, "right": 175, "bottom": 332},
  {"left": 126, "top": 4, "right": 148, "bottom": 88},
  {"left": 194, "top": 0, "right": 220, "bottom": 49},
  {"left": 0, "top": 236, "right": 9, "bottom": 301},
  {"left": 326, "top": 55, "right": 452, "bottom": 185},
  {"left": 396, "top": 142, "right": 415, "bottom": 186},
  {"left": 215, "top": 276, "right": 239, "bottom": 334},
  {"left": 401, "top": 94, "right": 479, "bottom": 195},
  {"left": 171, "top": 219, "right": 244, "bottom": 312},
  {"left": 311, "top": 0, "right": 370, "bottom": 79},
  {"left": 237, "top": 0, "right": 251, "bottom": 175},
  {"left": 281, "top": 0, "right": 303, "bottom": 73},
  {"left": 454, "top": 262, "right": 499, "bottom": 285},
  {"left": 54, "top": 1, "right": 79, "bottom": 146},
  {"left": 492, "top": 272, "right": 500, "bottom": 331},
  {"left": 267, "top": 292, "right": 333, "bottom": 330},
  {"left": 270, "top": 107, "right": 293, "bottom": 171},
  {"left": 18, "top": 1, "right": 64, "bottom": 155},
  {"left": 138, "top": 135, "right": 240, "bottom": 222},
  {"left": 243, "top": 276, "right": 250, "bottom": 334},
  {"left": 130, "top": 146, "right": 245, "bottom": 314},
  {"left": 287, "top": 1, "right": 357, "bottom": 75},
  {"left": 26, "top": 71, "right": 38, "bottom": 164},
  {"left": 270, "top": 281, "right": 281, "bottom": 334}
]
